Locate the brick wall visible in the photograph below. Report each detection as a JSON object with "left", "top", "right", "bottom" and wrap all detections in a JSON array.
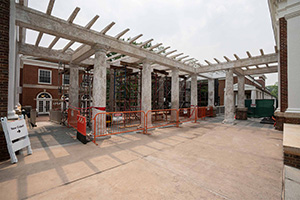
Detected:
[
  {"left": 284, "top": 153, "right": 300, "bottom": 169},
  {"left": 279, "top": 17, "right": 288, "bottom": 112},
  {"left": 0, "top": 0, "right": 10, "bottom": 161}
]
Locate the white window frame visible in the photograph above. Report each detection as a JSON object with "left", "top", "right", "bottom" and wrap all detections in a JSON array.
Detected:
[
  {"left": 62, "top": 74, "right": 70, "bottom": 85},
  {"left": 38, "top": 69, "right": 52, "bottom": 84}
]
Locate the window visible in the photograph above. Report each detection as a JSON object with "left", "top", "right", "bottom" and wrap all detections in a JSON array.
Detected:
[
  {"left": 63, "top": 74, "right": 70, "bottom": 85},
  {"left": 38, "top": 69, "right": 52, "bottom": 84}
]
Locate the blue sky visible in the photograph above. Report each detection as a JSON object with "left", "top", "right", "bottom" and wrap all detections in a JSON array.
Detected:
[{"left": 26, "top": 0, "right": 278, "bottom": 85}]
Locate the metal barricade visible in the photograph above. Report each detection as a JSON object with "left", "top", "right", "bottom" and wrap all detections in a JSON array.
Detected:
[
  {"left": 207, "top": 106, "right": 213, "bottom": 117},
  {"left": 197, "top": 107, "right": 207, "bottom": 119},
  {"left": 178, "top": 107, "right": 197, "bottom": 123},
  {"left": 93, "top": 111, "right": 145, "bottom": 145},
  {"left": 145, "top": 109, "right": 179, "bottom": 134},
  {"left": 67, "top": 108, "right": 80, "bottom": 129},
  {"left": 77, "top": 115, "right": 88, "bottom": 144}
]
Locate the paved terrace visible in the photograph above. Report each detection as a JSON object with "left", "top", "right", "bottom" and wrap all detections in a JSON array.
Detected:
[{"left": 0, "top": 117, "right": 283, "bottom": 199}]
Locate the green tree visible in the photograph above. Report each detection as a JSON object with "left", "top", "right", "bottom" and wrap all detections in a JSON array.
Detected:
[{"left": 266, "top": 82, "right": 278, "bottom": 98}]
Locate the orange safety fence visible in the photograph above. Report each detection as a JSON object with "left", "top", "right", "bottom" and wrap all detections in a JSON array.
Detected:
[
  {"left": 145, "top": 109, "right": 179, "bottom": 134},
  {"left": 67, "top": 108, "right": 80, "bottom": 129},
  {"left": 197, "top": 106, "right": 214, "bottom": 119},
  {"left": 207, "top": 106, "right": 213, "bottom": 117},
  {"left": 178, "top": 107, "right": 198, "bottom": 123},
  {"left": 77, "top": 115, "right": 88, "bottom": 144},
  {"left": 77, "top": 115, "right": 86, "bottom": 136},
  {"left": 93, "top": 111, "right": 145, "bottom": 145},
  {"left": 197, "top": 107, "right": 207, "bottom": 119}
]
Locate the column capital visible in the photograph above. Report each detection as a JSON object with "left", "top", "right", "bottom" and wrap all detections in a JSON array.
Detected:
[
  {"left": 69, "top": 62, "right": 79, "bottom": 68},
  {"left": 141, "top": 59, "right": 153, "bottom": 65},
  {"left": 93, "top": 44, "right": 109, "bottom": 53}
]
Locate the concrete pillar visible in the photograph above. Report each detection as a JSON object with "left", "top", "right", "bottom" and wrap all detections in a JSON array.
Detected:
[
  {"left": 7, "top": 0, "right": 18, "bottom": 119},
  {"left": 223, "top": 69, "right": 234, "bottom": 124},
  {"left": 236, "top": 75, "right": 247, "bottom": 120},
  {"left": 171, "top": 68, "right": 179, "bottom": 121},
  {"left": 14, "top": 53, "right": 21, "bottom": 111},
  {"left": 69, "top": 64, "right": 79, "bottom": 108},
  {"left": 208, "top": 79, "right": 214, "bottom": 107},
  {"left": 109, "top": 69, "right": 114, "bottom": 112},
  {"left": 191, "top": 74, "right": 197, "bottom": 107},
  {"left": 251, "top": 90, "right": 256, "bottom": 105},
  {"left": 92, "top": 46, "right": 108, "bottom": 131},
  {"left": 141, "top": 60, "right": 152, "bottom": 127},
  {"left": 237, "top": 75, "right": 245, "bottom": 108},
  {"left": 158, "top": 76, "right": 164, "bottom": 109}
]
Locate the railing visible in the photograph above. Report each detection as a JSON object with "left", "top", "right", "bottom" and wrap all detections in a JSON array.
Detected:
[
  {"left": 77, "top": 115, "right": 86, "bottom": 136},
  {"left": 145, "top": 109, "right": 179, "bottom": 134},
  {"left": 91, "top": 106, "right": 216, "bottom": 145},
  {"left": 198, "top": 106, "right": 214, "bottom": 119},
  {"left": 93, "top": 111, "right": 145, "bottom": 145},
  {"left": 216, "top": 106, "right": 225, "bottom": 115},
  {"left": 178, "top": 107, "right": 197, "bottom": 123},
  {"left": 67, "top": 108, "right": 80, "bottom": 129}
]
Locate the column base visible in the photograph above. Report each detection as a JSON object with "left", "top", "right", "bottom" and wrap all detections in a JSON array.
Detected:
[
  {"left": 274, "top": 111, "right": 300, "bottom": 131},
  {"left": 222, "top": 119, "right": 235, "bottom": 124},
  {"left": 236, "top": 107, "right": 248, "bottom": 120},
  {"left": 7, "top": 110, "right": 18, "bottom": 120}
]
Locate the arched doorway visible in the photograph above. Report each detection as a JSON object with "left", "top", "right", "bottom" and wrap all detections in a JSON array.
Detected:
[{"left": 36, "top": 92, "right": 52, "bottom": 114}]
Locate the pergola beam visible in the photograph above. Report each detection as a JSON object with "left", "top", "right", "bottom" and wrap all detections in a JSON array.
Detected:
[
  {"left": 165, "top": 50, "right": 177, "bottom": 56},
  {"left": 169, "top": 53, "right": 183, "bottom": 59},
  {"left": 61, "top": 15, "right": 99, "bottom": 53},
  {"left": 156, "top": 46, "right": 170, "bottom": 54},
  {"left": 243, "top": 66, "right": 278, "bottom": 75},
  {"left": 196, "top": 53, "right": 278, "bottom": 73},
  {"left": 115, "top": 28, "right": 130, "bottom": 40},
  {"left": 100, "top": 22, "right": 115, "bottom": 35},
  {"left": 138, "top": 39, "right": 153, "bottom": 48},
  {"left": 35, "top": 0, "right": 55, "bottom": 46},
  {"left": 18, "top": 43, "right": 93, "bottom": 65},
  {"left": 48, "top": 7, "right": 80, "bottom": 49},
  {"left": 128, "top": 34, "right": 143, "bottom": 44},
  {"left": 148, "top": 43, "right": 162, "bottom": 51}
]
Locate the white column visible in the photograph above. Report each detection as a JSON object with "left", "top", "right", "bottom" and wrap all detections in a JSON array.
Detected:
[
  {"left": 208, "top": 79, "right": 214, "bottom": 107},
  {"left": 251, "top": 89, "right": 256, "bottom": 105},
  {"left": 141, "top": 60, "right": 152, "bottom": 127},
  {"left": 14, "top": 53, "right": 21, "bottom": 109},
  {"left": 286, "top": 6, "right": 300, "bottom": 113},
  {"left": 237, "top": 75, "right": 245, "bottom": 108},
  {"left": 7, "top": 0, "right": 18, "bottom": 119},
  {"left": 92, "top": 46, "right": 108, "bottom": 126},
  {"left": 69, "top": 63, "right": 79, "bottom": 108},
  {"left": 223, "top": 69, "right": 234, "bottom": 124},
  {"left": 171, "top": 68, "right": 179, "bottom": 121},
  {"left": 191, "top": 74, "right": 198, "bottom": 107}
]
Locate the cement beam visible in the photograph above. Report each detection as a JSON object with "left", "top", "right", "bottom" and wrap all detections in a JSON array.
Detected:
[
  {"left": 243, "top": 66, "right": 278, "bottom": 75},
  {"left": 18, "top": 43, "right": 94, "bottom": 65},
  {"left": 15, "top": 5, "right": 195, "bottom": 73},
  {"left": 196, "top": 53, "right": 278, "bottom": 74},
  {"left": 72, "top": 45, "right": 95, "bottom": 63}
]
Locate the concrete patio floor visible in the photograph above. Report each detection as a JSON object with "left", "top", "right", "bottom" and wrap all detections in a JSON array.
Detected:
[{"left": 0, "top": 117, "right": 283, "bottom": 199}]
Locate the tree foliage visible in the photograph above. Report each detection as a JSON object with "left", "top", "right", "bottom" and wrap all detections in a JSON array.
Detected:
[{"left": 266, "top": 82, "right": 278, "bottom": 98}]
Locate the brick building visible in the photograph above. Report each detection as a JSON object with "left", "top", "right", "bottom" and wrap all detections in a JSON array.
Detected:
[
  {"left": 0, "top": 0, "right": 10, "bottom": 161},
  {"left": 217, "top": 75, "right": 276, "bottom": 106},
  {"left": 20, "top": 57, "right": 85, "bottom": 114}
]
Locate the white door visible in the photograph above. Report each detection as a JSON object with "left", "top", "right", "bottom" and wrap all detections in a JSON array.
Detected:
[{"left": 37, "top": 92, "right": 52, "bottom": 114}]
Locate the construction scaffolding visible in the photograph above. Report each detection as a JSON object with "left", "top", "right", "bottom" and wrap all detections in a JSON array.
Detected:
[{"left": 113, "top": 63, "right": 141, "bottom": 112}]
